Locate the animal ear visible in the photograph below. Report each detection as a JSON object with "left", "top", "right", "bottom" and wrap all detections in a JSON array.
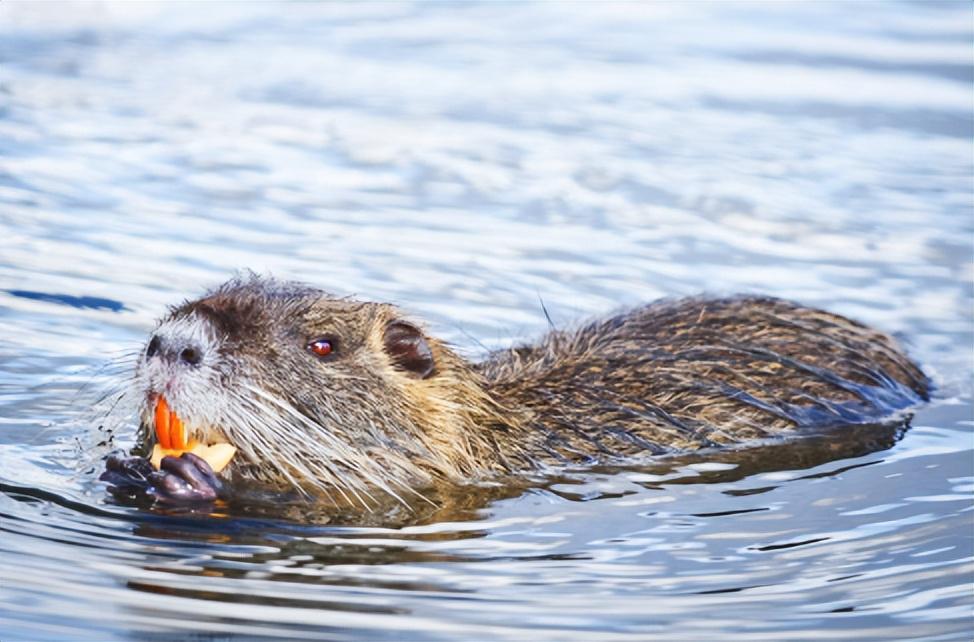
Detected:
[{"left": 382, "top": 320, "right": 435, "bottom": 379}]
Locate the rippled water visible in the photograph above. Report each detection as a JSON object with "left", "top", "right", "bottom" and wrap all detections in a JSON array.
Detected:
[{"left": 1, "top": 2, "right": 972, "bottom": 640}]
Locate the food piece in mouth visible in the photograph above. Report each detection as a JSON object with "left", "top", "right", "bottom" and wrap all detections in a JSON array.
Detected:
[
  {"left": 151, "top": 396, "right": 237, "bottom": 473},
  {"left": 149, "top": 442, "right": 237, "bottom": 473}
]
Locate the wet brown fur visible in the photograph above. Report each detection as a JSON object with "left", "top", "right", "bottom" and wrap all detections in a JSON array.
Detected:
[
  {"left": 480, "top": 296, "right": 928, "bottom": 469},
  {"left": 146, "top": 276, "right": 929, "bottom": 500}
]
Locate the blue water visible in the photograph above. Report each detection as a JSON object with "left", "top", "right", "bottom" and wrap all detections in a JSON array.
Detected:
[{"left": 1, "top": 2, "right": 972, "bottom": 640}]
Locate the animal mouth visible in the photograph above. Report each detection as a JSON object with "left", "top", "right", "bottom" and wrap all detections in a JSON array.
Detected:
[{"left": 150, "top": 394, "right": 237, "bottom": 473}]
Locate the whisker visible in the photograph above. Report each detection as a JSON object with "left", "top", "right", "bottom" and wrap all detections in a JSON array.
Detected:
[{"left": 236, "top": 383, "right": 419, "bottom": 507}]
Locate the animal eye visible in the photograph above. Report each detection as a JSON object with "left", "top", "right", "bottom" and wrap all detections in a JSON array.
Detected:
[{"left": 307, "top": 338, "right": 335, "bottom": 358}]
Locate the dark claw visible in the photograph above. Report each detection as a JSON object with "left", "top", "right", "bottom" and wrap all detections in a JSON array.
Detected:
[{"left": 101, "top": 451, "right": 226, "bottom": 505}]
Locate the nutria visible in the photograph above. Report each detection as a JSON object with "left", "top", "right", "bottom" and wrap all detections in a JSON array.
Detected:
[{"left": 102, "top": 274, "right": 929, "bottom": 506}]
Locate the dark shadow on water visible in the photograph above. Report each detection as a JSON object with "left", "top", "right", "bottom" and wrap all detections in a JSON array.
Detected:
[
  {"left": 546, "top": 420, "right": 908, "bottom": 497},
  {"left": 6, "top": 289, "right": 127, "bottom": 312}
]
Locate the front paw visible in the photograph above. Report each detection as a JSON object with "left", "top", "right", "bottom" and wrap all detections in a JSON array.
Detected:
[
  {"left": 150, "top": 452, "right": 226, "bottom": 504},
  {"left": 101, "top": 452, "right": 226, "bottom": 504},
  {"left": 101, "top": 453, "right": 154, "bottom": 497}
]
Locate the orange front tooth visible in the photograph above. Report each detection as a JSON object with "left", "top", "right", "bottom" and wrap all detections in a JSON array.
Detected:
[
  {"left": 169, "top": 410, "right": 187, "bottom": 449},
  {"left": 155, "top": 396, "right": 171, "bottom": 449}
]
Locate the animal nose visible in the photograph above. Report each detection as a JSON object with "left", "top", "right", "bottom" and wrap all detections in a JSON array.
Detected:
[{"left": 146, "top": 334, "right": 203, "bottom": 366}]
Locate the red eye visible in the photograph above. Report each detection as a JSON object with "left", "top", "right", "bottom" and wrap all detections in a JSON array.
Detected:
[{"left": 308, "top": 338, "right": 333, "bottom": 357}]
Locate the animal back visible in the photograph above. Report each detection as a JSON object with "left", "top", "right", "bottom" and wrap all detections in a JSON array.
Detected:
[{"left": 479, "top": 296, "right": 929, "bottom": 463}]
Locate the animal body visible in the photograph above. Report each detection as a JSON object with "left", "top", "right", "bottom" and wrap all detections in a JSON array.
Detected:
[{"left": 103, "top": 275, "right": 928, "bottom": 506}]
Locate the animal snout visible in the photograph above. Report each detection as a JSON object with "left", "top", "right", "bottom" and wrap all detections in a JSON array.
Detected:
[{"left": 146, "top": 334, "right": 204, "bottom": 366}]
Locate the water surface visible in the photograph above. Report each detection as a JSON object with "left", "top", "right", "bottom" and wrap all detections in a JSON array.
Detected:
[{"left": 1, "top": 2, "right": 972, "bottom": 640}]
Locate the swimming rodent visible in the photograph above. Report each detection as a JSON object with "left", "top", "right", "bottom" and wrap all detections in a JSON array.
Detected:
[{"left": 106, "top": 274, "right": 929, "bottom": 506}]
